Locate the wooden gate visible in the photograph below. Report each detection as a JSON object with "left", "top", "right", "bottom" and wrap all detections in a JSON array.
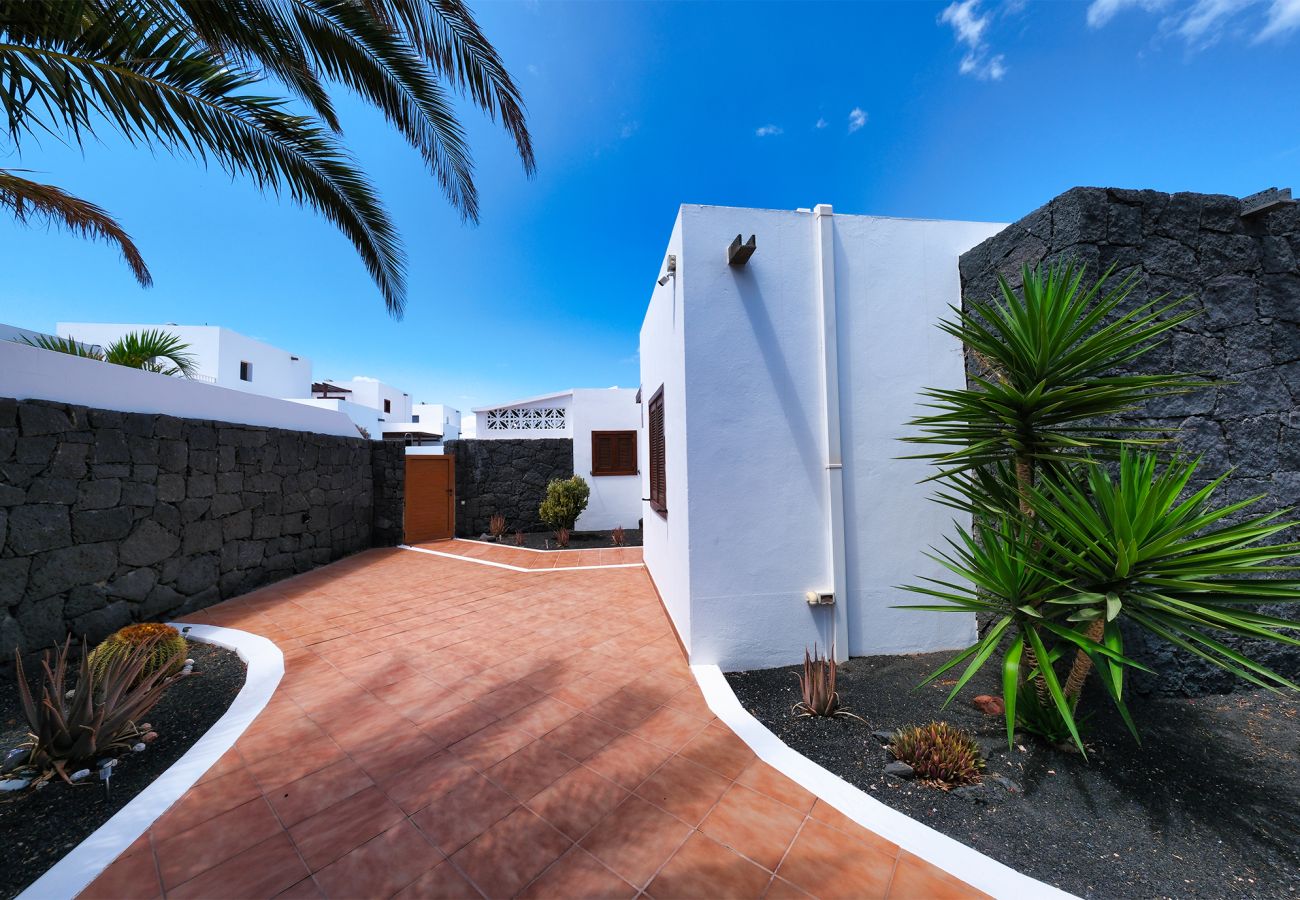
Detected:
[{"left": 404, "top": 455, "right": 455, "bottom": 543}]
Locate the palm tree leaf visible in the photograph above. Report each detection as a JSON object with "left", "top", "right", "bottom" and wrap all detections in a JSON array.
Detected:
[{"left": 0, "top": 168, "right": 151, "bottom": 286}]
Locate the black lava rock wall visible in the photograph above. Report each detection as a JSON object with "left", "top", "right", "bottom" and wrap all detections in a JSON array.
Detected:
[
  {"left": 959, "top": 187, "right": 1300, "bottom": 696},
  {"left": 0, "top": 398, "right": 404, "bottom": 657},
  {"left": 445, "top": 438, "right": 573, "bottom": 537}
]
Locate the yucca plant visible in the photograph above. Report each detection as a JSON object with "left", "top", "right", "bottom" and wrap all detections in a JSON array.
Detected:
[
  {"left": 88, "top": 622, "right": 189, "bottom": 686},
  {"left": 15, "top": 635, "right": 186, "bottom": 782},
  {"left": 488, "top": 513, "right": 507, "bottom": 540},
  {"left": 889, "top": 722, "right": 984, "bottom": 787},
  {"left": 900, "top": 261, "right": 1300, "bottom": 754},
  {"left": 792, "top": 644, "right": 861, "bottom": 719}
]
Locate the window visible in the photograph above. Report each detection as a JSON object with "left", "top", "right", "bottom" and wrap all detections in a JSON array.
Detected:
[
  {"left": 383, "top": 399, "right": 392, "bottom": 413},
  {"left": 592, "top": 430, "right": 637, "bottom": 477},
  {"left": 239, "top": 361, "right": 253, "bottom": 382},
  {"left": 648, "top": 387, "right": 666, "bottom": 516},
  {"left": 411, "top": 414, "right": 420, "bottom": 423}
]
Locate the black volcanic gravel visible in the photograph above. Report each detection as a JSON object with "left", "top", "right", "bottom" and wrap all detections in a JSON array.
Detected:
[
  {"left": 0, "top": 641, "right": 247, "bottom": 898},
  {"left": 727, "top": 652, "right": 1300, "bottom": 900}
]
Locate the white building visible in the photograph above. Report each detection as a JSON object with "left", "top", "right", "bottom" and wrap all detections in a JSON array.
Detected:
[
  {"left": 289, "top": 376, "right": 417, "bottom": 440},
  {"left": 638, "top": 203, "right": 1006, "bottom": 671},
  {"left": 380, "top": 404, "right": 461, "bottom": 451},
  {"left": 56, "top": 322, "right": 312, "bottom": 399},
  {"left": 472, "top": 388, "right": 641, "bottom": 531}
]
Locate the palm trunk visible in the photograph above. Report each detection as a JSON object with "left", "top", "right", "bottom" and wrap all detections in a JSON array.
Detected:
[
  {"left": 1013, "top": 452, "right": 1050, "bottom": 704},
  {"left": 1064, "top": 619, "right": 1105, "bottom": 701}
]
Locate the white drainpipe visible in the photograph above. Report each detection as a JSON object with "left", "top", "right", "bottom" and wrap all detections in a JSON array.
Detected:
[{"left": 813, "top": 204, "right": 850, "bottom": 662}]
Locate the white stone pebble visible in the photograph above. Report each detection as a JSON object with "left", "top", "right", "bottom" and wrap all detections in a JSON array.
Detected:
[
  {"left": 132, "top": 743, "right": 146, "bottom": 753},
  {"left": 70, "top": 769, "right": 91, "bottom": 782},
  {"left": 0, "top": 777, "right": 33, "bottom": 792}
]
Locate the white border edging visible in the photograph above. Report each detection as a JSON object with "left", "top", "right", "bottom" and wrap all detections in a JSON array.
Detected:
[
  {"left": 398, "top": 543, "right": 644, "bottom": 573},
  {"left": 690, "top": 664, "right": 1077, "bottom": 900},
  {"left": 18, "top": 623, "right": 284, "bottom": 900}
]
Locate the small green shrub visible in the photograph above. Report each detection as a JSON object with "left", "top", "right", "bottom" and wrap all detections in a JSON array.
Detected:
[
  {"left": 88, "top": 623, "right": 187, "bottom": 686},
  {"left": 889, "top": 722, "right": 984, "bottom": 788},
  {"left": 538, "top": 475, "right": 590, "bottom": 531}
]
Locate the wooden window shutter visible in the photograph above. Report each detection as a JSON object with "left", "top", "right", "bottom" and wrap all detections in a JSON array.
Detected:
[
  {"left": 592, "top": 430, "right": 636, "bottom": 476},
  {"left": 648, "top": 387, "right": 666, "bottom": 515}
]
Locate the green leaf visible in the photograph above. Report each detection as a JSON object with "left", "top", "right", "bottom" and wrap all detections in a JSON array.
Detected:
[
  {"left": 1025, "top": 624, "right": 1086, "bottom": 756},
  {"left": 1105, "top": 592, "right": 1122, "bottom": 622},
  {"left": 1002, "top": 633, "right": 1024, "bottom": 750}
]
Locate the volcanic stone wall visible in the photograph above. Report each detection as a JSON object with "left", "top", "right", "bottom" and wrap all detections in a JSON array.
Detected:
[
  {"left": 445, "top": 438, "right": 573, "bottom": 537},
  {"left": 0, "top": 398, "right": 405, "bottom": 657},
  {"left": 959, "top": 187, "right": 1300, "bottom": 695}
]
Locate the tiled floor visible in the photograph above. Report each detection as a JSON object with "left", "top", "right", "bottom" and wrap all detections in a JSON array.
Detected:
[
  {"left": 413, "top": 539, "right": 643, "bottom": 570},
  {"left": 81, "top": 545, "right": 986, "bottom": 900}
]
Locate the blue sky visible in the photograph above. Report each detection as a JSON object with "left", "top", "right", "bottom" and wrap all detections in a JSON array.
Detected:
[{"left": 3, "top": 0, "right": 1299, "bottom": 408}]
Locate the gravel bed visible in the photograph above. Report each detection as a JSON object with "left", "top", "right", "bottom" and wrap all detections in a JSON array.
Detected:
[{"left": 727, "top": 651, "right": 1300, "bottom": 899}]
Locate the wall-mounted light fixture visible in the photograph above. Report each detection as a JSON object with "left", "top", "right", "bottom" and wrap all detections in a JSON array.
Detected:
[
  {"left": 727, "top": 234, "right": 757, "bottom": 266},
  {"left": 657, "top": 253, "right": 677, "bottom": 286}
]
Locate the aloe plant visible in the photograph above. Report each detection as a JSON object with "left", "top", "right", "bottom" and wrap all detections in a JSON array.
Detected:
[
  {"left": 15, "top": 634, "right": 186, "bottom": 781},
  {"left": 900, "top": 261, "right": 1300, "bottom": 753}
]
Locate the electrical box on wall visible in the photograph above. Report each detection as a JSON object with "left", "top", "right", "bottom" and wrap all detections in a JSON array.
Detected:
[{"left": 805, "top": 591, "right": 835, "bottom": 606}]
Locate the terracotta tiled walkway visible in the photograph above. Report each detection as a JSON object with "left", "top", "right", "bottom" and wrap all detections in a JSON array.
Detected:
[
  {"left": 412, "top": 539, "right": 643, "bottom": 570},
  {"left": 81, "top": 547, "right": 984, "bottom": 900}
]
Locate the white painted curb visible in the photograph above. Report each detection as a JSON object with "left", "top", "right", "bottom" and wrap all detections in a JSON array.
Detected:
[
  {"left": 398, "top": 543, "right": 644, "bottom": 573},
  {"left": 690, "top": 665, "right": 1077, "bottom": 900},
  {"left": 19, "top": 623, "right": 284, "bottom": 900}
]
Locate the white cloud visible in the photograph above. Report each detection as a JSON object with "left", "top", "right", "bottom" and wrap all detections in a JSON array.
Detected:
[
  {"left": 939, "top": 0, "right": 1008, "bottom": 80},
  {"left": 1258, "top": 0, "right": 1300, "bottom": 38},
  {"left": 1088, "top": 0, "right": 1300, "bottom": 47},
  {"left": 1178, "top": 0, "right": 1254, "bottom": 45},
  {"left": 941, "top": 0, "right": 990, "bottom": 46},
  {"left": 847, "top": 108, "right": 868, "bottom": 133},
  {"left": 815, "top": 117, "right": 828, "bottom": 129},
  {"left": 755, "top": 124, "right": 783, "bottom": 137},
  {"left": 1086, "top": 0, "right": 1167, "bottom": 28}
]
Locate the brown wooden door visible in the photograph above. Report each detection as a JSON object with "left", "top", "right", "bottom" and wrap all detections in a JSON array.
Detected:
[{"left": 404, "top": 455, "right": 455, "bottom": 543}]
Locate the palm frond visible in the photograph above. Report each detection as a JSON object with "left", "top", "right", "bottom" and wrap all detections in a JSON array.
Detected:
[{"left": 0, "top": 168, "right": 151, "bottom": 286}]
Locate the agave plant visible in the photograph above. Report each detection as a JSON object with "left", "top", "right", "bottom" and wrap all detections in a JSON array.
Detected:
[
  {"left": 792, "top": 644, "right": 861, "bottom": 720},
  {"left": 488, "top": 513, "right": 507, "bottom": 539},
  {"left": 18, "top": 329, "right": 198, "bottom": 377},
  {"left": 889, "top": 722, "right": 984, "bottom": 787},
  {"left": 15, "top": 635, "right": 186, "bottom": 781},
  {"left": 554, "top": 526, "right": 570, "bottom": 549},
  {"left": 900, "top": 261, "right": 1300, "bottom": 753},
  {"left": 611, "top": 525, "right": 626, "bottom": 547}
]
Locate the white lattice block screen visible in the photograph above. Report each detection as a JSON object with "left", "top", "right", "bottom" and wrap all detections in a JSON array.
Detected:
[{"left": 485, "top": 407, "right": 567, "bottom": 431}]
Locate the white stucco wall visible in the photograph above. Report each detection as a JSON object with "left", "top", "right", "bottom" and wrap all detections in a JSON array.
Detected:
[
  {"left": 343, "top": 377, "right": 412, "bottom": 422},
  {"left": 287, "top": 397, "right": 381, "bottom": 438},
  {"left": 412, "top": 403, "right": 460, "bottom": 441},
  {"left": 1, "top": 341, "right": 358, "bottom": 437},
  {"left": 56, "top": 323, "right": 312, "bottom": 399},
  {"left": 640, "top": 204, "right": 1005, "bottom": 670},
  {"left": 571, "top": 388, "right": 641, "bottom": 531},
  {"left": 639, "top": 214, "right": 692, "bottom": 652},
  {"left": 472, "top": 392, "right": 573, "bottom": 439}
]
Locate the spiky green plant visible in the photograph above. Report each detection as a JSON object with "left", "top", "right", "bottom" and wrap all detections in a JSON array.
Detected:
[
  {"left": 18, "top": 329, "right": 197, "bottom": 377},
  {"left": 0, "top": 0, "right": 534, "bottom": 315},
  {"left": 16, "top": 635, "right": 186, "bottom": 782},
  {"left": 88, "top": 623, "right": 188, "bottom": 686},
  {"left": 900, "top": 261, "right": 1300, "bottom": 754},
  {"left": 889, "top": 722, "right": 984, "bottom": 787}
]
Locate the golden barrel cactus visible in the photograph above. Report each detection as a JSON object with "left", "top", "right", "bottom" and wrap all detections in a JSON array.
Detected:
[{"left": 88, "top": 623, "right": 188, "bottom": 686}]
